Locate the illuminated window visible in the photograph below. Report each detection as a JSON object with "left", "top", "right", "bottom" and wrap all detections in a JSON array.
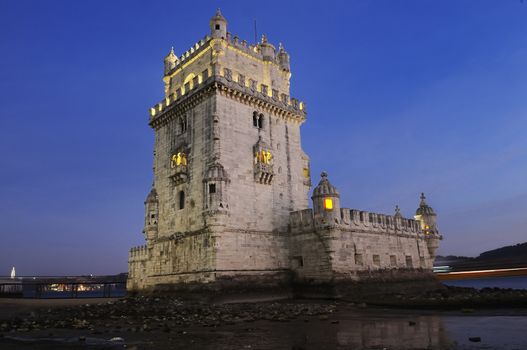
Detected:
[
  {"left": 255, "top": 150, "right": 272, "bottom": 164},
  {"left": 179, "top": 191, "right": 185, "bottom": 210},
  {"left": 303, "top": 167, "right": 310, "bottom": 179},
  {"left": 323, "top": 197, "right": 333, "bottom": 210},
  {"left": 170, "top": 152, "right": 187, "bottom": 168}
]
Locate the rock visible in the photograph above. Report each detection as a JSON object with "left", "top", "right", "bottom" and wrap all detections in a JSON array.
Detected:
[
  {"left": 358, "top": 303, "right": 367, "bottom": 308},
  {"left": 110, "top": 337, "right": 125, "bottom": 342},
  {"left": 469, "top": 337, "right": 481, "bottom": 342}
]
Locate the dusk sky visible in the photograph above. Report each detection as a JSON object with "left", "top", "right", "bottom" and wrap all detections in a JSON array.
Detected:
[{"left": 1, "top": 1, "right": 527, "bottom": 276}]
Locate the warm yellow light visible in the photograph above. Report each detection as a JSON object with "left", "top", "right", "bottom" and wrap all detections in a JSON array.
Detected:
[
  {"left": 324, "top": 198, "right": 333, "bottom": 210},
  {"left": 171, "top": 152, "right": 187, "bottom": 168},
  {"left": 255, "top": 150, "right": 272, "bottom": 164}
]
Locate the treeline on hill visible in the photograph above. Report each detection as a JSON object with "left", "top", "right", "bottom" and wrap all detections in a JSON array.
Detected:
[{"left": 436, "top": 242, "right": 527, "bottom": 271}]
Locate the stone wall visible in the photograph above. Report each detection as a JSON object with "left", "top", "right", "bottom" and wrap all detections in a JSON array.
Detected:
[{"left": 289, "top": 207, "right": 439, "bottom": 283}]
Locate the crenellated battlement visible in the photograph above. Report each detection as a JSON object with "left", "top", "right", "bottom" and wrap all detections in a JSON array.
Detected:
[
  {"left": 149, "top": 74, "right": 305, "bottom": 123},
  {"left": 164, "top": 35, "right": 211, "bottom": 76},
  {"left": 289, "top": 208, "right": 422, "bottom": 236},
  {"left": 164, "top": 33, "right": 288, "bottom": 77},
  {"left": 129, "top": 245, "right": 148, "bottom": 260}
]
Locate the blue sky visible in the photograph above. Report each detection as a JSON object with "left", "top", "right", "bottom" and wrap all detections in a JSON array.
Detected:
[{"left": 1, "top": 0, "right": 526, "bottom": 275}]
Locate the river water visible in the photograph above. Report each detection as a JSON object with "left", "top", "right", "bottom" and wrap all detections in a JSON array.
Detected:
[{"left": 441, "top": 275, "right": 527, "bottom": 289}]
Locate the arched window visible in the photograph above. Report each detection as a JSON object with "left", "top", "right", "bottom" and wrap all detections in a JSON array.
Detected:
[
  {"left": 258, "top": 114, "right": 264, "bottom": 129},
  {"left": 178, "top": 191, "right": 185, "bottom": 209},
  {"left": 178, "top": 116, "right": 187, "bottom": 134},
  {"left": 252, "top": 111, "right": 258, "bottom": 127}
]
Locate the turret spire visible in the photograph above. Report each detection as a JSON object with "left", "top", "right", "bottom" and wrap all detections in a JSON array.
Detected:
[{"left": 394, "top": 205, "right": 402, "bottom": 218}]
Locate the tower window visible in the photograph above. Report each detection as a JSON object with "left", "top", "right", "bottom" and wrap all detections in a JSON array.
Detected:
[
  {"left": 258, "top": 114, "right": 264, "bottom": 129},
  {"left": 405, "top": 255, "right": 413, "bottom": 268},
  {"left": 215, "top": 24, "right": 220, "bottom": 30},
  {"left": 178, "top": 191, "right": 185, "bottom": 210},
  {"left": 178, "top": 116, "right": 187, "bottom": 134},
  {"left": 209, "top": 183, "right": 216, "bottom": 193},
  {"left": 324, "top": 197, "right": 333, "bottom": 210},
  {"left": 252, "top": 111, "right": 258, "bottom": 127}
]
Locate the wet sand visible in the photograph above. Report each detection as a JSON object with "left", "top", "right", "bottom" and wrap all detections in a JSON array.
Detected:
[{"left": 1, "top": 297, "right": 527, "bottom": 349}]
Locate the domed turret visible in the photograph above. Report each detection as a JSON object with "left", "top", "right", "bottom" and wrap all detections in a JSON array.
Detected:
[
  {"left": 164, "top": 47, "right": 177, "bottom": 75},
  {"left": 277, "top": 43, "right": 290, "bottom": 72},
  {"left": 210, "top": 8, "right": 227, "bottom": 39},
  {"left": 414, "top": 193, "right": 438, "bottom": 234},
  {"left": 258, "top": 34, "right": 276, "bottom": 61},
  {"left": 414, "top": 193, "right": 441, "bottom": 258},
  {"left": 312, "top": 172, "right": 340, "bottom": 225},
  {"left": 416, "top": 192, "right": 436, "bottom": 216},
  {"left": 145, "top": 187, "right": 158, "bottom": 204}
]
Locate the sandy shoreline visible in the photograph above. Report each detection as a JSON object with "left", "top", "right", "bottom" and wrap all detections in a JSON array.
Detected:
[{"left": 1, "top": 297, "right": 527, "bottom": 349}]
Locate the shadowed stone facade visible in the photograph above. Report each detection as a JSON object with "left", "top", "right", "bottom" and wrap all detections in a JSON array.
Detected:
[{"left": 127, "top": 10, "right": 442, "bottom": 293}]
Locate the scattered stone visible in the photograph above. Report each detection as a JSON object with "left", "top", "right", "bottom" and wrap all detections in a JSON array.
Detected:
[{"left": 110, "top": 337, "right": 125, "bottom": 342}]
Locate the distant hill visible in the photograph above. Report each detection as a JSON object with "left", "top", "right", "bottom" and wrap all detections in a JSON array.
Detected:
[
  {"left": 436, "top": 242, "right": 527, "bottom": 270},
  {"left": 478, "top": 242, "right": 527, "bottom": 260}
]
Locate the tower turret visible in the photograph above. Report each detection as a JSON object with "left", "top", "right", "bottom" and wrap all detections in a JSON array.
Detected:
[
  {"left": 312, "top": 172, "right": 340, "bottom": 225},
  {"left": 164, "top": 47, "right": 177, "bottom": 75},
  {"left": 277, "top": 43, "right": 290, "bottom": 72},
  {"left": 258, "top": 35, "right": 276, "bottom": 62},
  {"left": 203, "top": 162, "right": 230, "bottom": 213},
  {"left": 414, "top": 193, "right": 438, "bottom": 234},
  {"left": 414, "top": 193, "right": 440, "bottom": 257},
  {"left": 143, "top": 187, "right": 159, "bottom": 243},
  {"left": 210, "top": 8, "right": 227, "bottom": 39}
]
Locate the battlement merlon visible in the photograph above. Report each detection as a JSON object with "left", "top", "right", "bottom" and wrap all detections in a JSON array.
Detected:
[{"left": 149, "top": 74, "right": 306, "bottom": 129}]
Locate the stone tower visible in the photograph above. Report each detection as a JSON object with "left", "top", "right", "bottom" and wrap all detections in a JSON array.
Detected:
[{"left": 128, "top": 10, "right": 310, "bottom": 291}]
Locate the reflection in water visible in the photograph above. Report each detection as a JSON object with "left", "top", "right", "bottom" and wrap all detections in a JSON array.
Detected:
[
  {"left": 185, "top": 309, "right": 454, "bottom": 350},
  {"left": 286, "top": 313, "right": 452, "bottom": 350}
]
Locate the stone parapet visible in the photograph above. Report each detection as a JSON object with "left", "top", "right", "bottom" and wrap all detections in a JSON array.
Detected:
[
  {"left": 150, "top": 76, "right": 305, "bottom": 125},
  {"left": 129, "top": 245, "right": 149, "bottom": 261},
  {"left": 290, "top": 208, "right": 422, "bottom": 236}
]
